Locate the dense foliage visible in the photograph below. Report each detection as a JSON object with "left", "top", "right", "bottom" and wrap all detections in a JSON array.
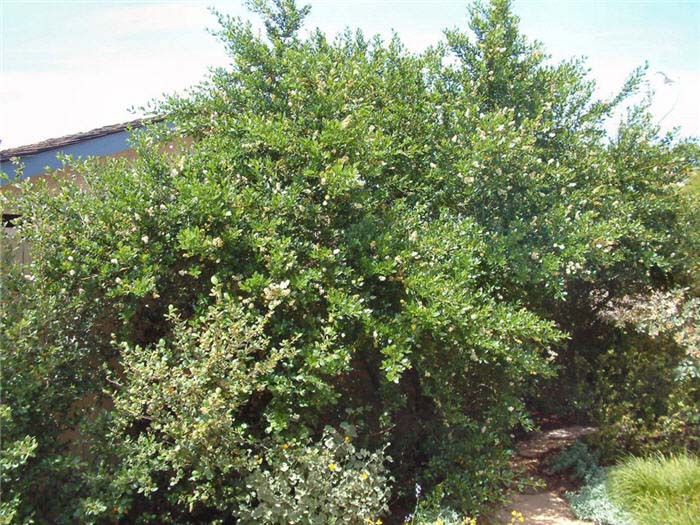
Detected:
[{"left": 2, "top": 0, "right": 698, "bottom": 522}]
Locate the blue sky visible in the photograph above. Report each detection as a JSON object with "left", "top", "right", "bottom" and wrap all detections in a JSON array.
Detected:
[{"left": 1, "top": 0, "right": 698, "bottom": 148}]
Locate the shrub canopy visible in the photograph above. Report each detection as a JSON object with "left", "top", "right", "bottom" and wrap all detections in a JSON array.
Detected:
[{"left": 1, "top": 0, "right": 698, "bottom": 523}]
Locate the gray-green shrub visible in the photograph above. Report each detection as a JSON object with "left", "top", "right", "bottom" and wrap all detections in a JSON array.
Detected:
[{"left": 237, "top": 426, "right": 390, "bottom": 524}]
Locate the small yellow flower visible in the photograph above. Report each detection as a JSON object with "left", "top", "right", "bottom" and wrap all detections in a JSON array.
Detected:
[
  {"left": 282, "top": 443, "right": 289, "bottom": 449},
  {"left": 328, "top": 463, "right": 337, "bottom": 471},
  {"left": 375, "top": 520, "right": 383, "bottom": 525},
  {"left": 344, "top": 435, "right": 351, "bottom": 443},
  {"left": 360, "top": 471, "right": 369, "bottom": 480}
]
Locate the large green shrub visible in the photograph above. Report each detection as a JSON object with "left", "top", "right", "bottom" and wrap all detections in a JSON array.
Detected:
[{"left": 2, "top": 0, "right": 698, "bottom": 522}]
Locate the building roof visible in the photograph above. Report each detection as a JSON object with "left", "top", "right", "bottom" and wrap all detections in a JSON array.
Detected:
[{"left": 0, "top": 118, "right": 153, "bottom": 161}]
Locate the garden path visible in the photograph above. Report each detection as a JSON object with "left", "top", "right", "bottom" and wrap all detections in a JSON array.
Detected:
[{"left": 493, "top": 426, "right": 596, "bottom": 525}]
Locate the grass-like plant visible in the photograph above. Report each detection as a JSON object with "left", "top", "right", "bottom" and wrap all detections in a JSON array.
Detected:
[{"left": 607, "top": 453, "right": 700, "bottom": 525}]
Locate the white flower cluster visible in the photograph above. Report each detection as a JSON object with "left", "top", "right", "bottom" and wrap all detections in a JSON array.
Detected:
[{"left": 263, "top": 280, "right": 291, "bottom": 309}]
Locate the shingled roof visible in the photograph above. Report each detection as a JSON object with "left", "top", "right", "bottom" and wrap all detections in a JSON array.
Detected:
[{"left": 0, "top": 118, "right": 155, "bottom": 161}]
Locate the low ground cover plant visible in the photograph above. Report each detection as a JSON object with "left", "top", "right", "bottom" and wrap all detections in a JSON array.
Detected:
[
  {"left": 548, "top": 443, "right": 633, "bottom": 525},
  {"left": 2, "top": 0, "right": 698, "bottom": 523}
]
